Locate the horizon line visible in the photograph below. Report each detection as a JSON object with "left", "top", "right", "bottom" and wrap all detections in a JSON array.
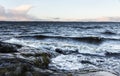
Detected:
[{"left": 0, "top": 21, "right": 120, "bottom": 23}]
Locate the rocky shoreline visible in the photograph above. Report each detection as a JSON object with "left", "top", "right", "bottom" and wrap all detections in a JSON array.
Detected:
[{"left": 0, "top": 41, "right": 118, "bottom": 76}]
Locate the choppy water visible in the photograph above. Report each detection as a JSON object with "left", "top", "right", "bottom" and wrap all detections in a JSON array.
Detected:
[{"left": 0, "top": 22, "right": 120, "bottom": 75}]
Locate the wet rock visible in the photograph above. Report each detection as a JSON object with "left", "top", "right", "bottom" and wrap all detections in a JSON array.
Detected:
[
  {"left": 21, "top": 52, "right": 51, "bottom": 68},
  {"left": 105, "top": 52, "right": 120, "bottom": 57},
  {"left": 81, "top": 60, "right": 94, "bottom": 65},
  {"left": 14, "top": 66, "right": 22, "bottom": 75},
  {"left": 5, "top": 72, "right": 10, "bottom": 76},
  {"left": 33, "top": 67, "right": 54, "bottom": 74},
  {"left": 32, "top": 67, "right": 53, "bottom": 76},
  {"left": 0, "top": 51, "right": 51, "bottom": 71},
  {"left": 25, "top": 72, "right": 33, "bottom": 76},
  {"left": 5, "top": 72, "right": 13, "bottom": 76},
  {"left": 34, "top": 35, "right": 48, "bottom": 39},
  {"left": 55, "top": 48, "right": 78, "bottom": 55},
  {"left": 21, "top": 52, "right": 51, "bottom": 57},
  {"left": 0, "top": 51, "right": 51, "bottom": 75},
  {"left": 0, "top": 68, "right": 9, "bottom": 76},
  {"left": 96, "top": 60, "right": 104, "bottom": 63},
  {"left": 0, "top": 42, "right": 22, "bottom": 53},
  {"left": 33, "top": 53, "right": 51, "bottom": 68},
  {"left": 0, "top": 62, "right": 55, "bottom": 76},
  {"left": 55, "top": 48, "right": 64, "bottom": 54}
]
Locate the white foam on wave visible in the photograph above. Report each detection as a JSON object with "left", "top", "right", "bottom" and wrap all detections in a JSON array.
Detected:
[
  {"left": 3, "top": 38, "right": 63, "bottom": 52},
  {"left": 97, "top": 41, "right": 120, "bottom": 53},
  {"left": 4, "top": 38, "right": 39, "bottom": 48},
  {"left": 50, "top": 54, "right": 83, "bottom": 70},
  {"left": 50, "top": 54, "right": 100, "bottom": 71},
  {"left": 4, "top": 38, "right": 120, "bottom": 56}
]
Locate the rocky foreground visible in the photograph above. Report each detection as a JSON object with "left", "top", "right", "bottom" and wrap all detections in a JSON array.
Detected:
[{"left": 0, "top": 41, "right": 118, "bottom": 76}]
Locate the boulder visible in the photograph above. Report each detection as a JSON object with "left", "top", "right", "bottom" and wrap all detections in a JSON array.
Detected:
[{"left": 0, "top": 42, "right": 22, "bottom": 53}]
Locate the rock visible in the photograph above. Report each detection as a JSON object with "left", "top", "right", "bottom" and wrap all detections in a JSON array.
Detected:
[
  {"left": 105, "top": 52, "right": 120, "bottom": 57},
  {"left": 25, "top": 72, "right": 33, "bottom": 76},
  {"left": 21, "top": 52, "right": 51, "bottom": 68},
  {"left": 55, "top": 48, "right": 64, "bottom": 54},
  {"left": 81, "top": 60, "right": 94, "bottom": 65},
  {"left": 5, "top": 72, "right": 13, "bottom": 76},
  {"left": 33, "top": 53, "right": 50, "bottom": 68},
  {"left": 0, "top": 42, "right": 22, "bottom": 53},
  {"left": 32, "top": 67, "right": 53, "bottom": 75},
  {"left": 14, "top": 66, "right": 22, "bottom": 75},
  {"left": 55, "top": 48, "right": 78, "bottom": 55}
]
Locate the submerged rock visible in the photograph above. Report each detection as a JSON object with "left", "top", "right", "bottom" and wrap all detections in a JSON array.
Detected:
[
  {"left": 0, "top": 42, "right": 22, "bottom": 53},
  {"left": 55, "top": 48, "right": 64, "bottom": 54},
  {"left": 55, "top": 48, "right": 78, "bottom": 55},
  {"left": 105, "top": 52, "right": 120, "bottom": 57},
  {"left": 81, "top": 60, "right": 94, "bottom": 65}
]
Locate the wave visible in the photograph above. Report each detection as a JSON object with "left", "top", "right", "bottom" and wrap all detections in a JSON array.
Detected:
[
  {"left": 81, "top": 26, "right": 102, "bottom": 29},
  {"left": 29, "top": 32, "right": 54, "bottom": 34},
  {"left": 16, "top": 34, "right": 120, "bottom": 45},
  {"left": 71, "top": 25, "right": 102, "bottom": 29},
  {"left": 4, "top": 37, "right": 120, "bottom": 58},
  {"left": 15, "top": 35, "right": 104, "bottom": 44},
  {"left": 74, "top": 37, "right": 104, "bottom": 44},
  {"left": 102, "top": 30, "right": 116, "bottom": 35}
]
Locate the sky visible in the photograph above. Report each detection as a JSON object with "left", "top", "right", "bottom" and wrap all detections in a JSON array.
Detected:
[{"left": 0, "top": 0, "right": 120, "bottom": 21}]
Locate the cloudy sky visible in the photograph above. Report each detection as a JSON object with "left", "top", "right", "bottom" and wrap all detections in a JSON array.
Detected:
[{"left": 0, "top": 0, "right": 120, "bottom": 21}]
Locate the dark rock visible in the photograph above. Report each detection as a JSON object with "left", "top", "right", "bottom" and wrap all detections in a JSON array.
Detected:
[
  {"left": 33, "top": 53, "right": 51, "bottom": 69},
  {"left": 55, "top": 48, "right": 78, "bottom": 55},
  {"left": 5, "top": 72, "right": 12, "bottom": 76},
  {"left": 34, "top": 35, "right": 48, "bottom": 39},
  {"left": 0, "top": 61, "right": 54, "bottom": 76},
  {"left": 105, "top": 52, "right": 120, "bottom": 57},
  {"left": 55, "top": 48, "right": 64, "bottom": 54},
  {"left": 14, "top": 66, "right": 22, "bottom": 75},
  {"left": 96, "top": 60, "right": 104, "bottom": 62},
  {"left": 25, "top": 72, "right": 33, "bottom": 76},
  {"left": 21, "top": 52, "right": 51, "bottom": 57},
  {"left": 21, "top": 52, "right": 51, "bottom": 69},
  {"left": 0, "top": 42, "right": 22, "bottom": 53},
  {"left": 31, "top": 66, "right": 55, "bottom": 76},
  {"left": 81, "top": 60, "right": 94, "bottom": 65}
]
